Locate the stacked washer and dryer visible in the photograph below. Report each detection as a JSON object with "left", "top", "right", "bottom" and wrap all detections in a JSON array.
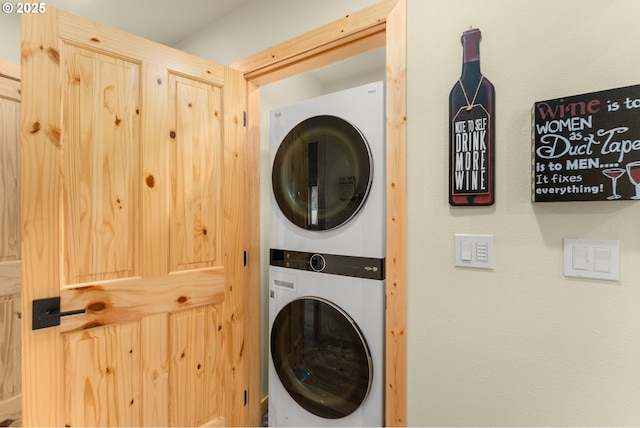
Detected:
[{"left": 268, "top": 81, "right": 386, "bottom": 427}]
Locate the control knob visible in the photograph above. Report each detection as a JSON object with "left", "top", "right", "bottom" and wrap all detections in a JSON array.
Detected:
[{"left": 309, "top": 253, "right": 326, "bottom": 272}]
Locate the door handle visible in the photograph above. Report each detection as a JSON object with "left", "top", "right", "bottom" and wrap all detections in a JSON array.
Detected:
[{"left": 32, "top": 297, "right": 86, "bottom": 330}]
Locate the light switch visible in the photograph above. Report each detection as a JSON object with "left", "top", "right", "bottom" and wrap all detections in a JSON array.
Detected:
[
  {"left": 460, "top": 240, "right": 472, "bottom": 261},
  {"left": 455, "top": 234, "right": 494, "bottom": 269},
  {"left": 594, "top": 248, "right": 611, "bottom": 273},
  {"left": 563, "top": 239, "right": 619, "bottom": 281},
  {"left": 572, "top": 246, "right": 589, "bottom": 270}
]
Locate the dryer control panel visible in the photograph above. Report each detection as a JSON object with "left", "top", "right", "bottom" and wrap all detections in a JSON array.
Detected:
[{"left": 270, "top": 249, "right": 384, "bottom": 280}]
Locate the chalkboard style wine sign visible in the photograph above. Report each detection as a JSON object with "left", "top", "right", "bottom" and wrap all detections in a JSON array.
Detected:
[
  {"left": 449, "top": 28, "right": 495, "bottom": 206},
  {"left": 533, "top": 85, "right": 640, "bottom": 202}
]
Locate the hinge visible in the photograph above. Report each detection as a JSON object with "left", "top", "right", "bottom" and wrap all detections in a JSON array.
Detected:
[
  {"left": 32, "top": 297, "right": 86, "bottom": 330},
  {"left": 243, "top": 111, "right": 247, "bottom": 127}
]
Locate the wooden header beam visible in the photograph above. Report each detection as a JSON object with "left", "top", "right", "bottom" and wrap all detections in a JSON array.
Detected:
[{"left": 231, "top": 0, "right": 395, "bottom": 86}]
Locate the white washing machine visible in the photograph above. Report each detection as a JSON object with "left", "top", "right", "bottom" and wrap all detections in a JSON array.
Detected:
[
  {"left": 268, "top": 251, "right": 385, "bottom": 427},
  {"left": 270, "top": 81, "right": 385, "bottom": 259}
]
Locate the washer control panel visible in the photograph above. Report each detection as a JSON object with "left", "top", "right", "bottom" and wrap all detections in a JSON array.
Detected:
[
  {"left": 270, "top": 249, "right": 385, "bottom": 280},
  {"left": 309, "top": 253, "right": 326, "bottom": 272}
]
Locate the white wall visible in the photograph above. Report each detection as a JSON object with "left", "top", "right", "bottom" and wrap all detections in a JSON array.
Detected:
[
  {"left": 0, "top": 11, "right": 20, "bottom": 64},
  {"left": 408, "top": 0, "right": 640, "bottom": 426}
]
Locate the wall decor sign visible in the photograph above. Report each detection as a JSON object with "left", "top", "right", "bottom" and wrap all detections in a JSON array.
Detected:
[
  {"left": 533, "top": 85, "right": 640, "bottom": 202},
  {"left": 449, "top": 28, "right": 495, "bottom": 206}
]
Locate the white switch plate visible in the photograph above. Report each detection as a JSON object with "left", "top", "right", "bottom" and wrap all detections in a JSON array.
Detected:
[
  {"left": 563, "top": 239, "right": 620, "bottom": 281},
  {"left": 455, "top": 234, "right": 494, "bottom": 269}
]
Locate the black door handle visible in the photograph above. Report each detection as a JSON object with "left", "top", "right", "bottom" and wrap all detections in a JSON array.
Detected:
[{"left": 32, "top": 297, "right": 86, "bottom": 330}]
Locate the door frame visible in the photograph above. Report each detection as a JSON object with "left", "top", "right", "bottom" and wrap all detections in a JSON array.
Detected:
[{"left": 232, "top": 0, "right": 407, "bottom": 425}]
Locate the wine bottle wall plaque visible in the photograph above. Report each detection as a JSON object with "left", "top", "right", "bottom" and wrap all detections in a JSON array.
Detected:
[
  {"left": 533, "top": 85, "right": 640, "bottom": 202},
  {"left": 449, "top": 28, "right": 495, "bottom": 206}
]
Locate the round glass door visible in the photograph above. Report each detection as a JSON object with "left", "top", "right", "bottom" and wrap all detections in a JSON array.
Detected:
[
  {"left": 272, "top": 115, "right": 372, "bottom": 231},
  {"left": 270, "top": 297, "right": 373, "bottom": 419}
]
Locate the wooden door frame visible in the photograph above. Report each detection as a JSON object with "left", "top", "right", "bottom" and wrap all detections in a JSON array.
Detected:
[{"left": 233, "top": 0, "right": 407, "bottom": 425}]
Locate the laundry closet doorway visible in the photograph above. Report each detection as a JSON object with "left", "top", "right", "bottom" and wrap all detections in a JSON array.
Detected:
[{"left": 232, "top": 0, "right": 407, "bottom": 425}]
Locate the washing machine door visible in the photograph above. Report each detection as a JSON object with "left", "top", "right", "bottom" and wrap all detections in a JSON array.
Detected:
[
  {"left": 272, "top": 115, "right": 372, "bottom": 231},
  {"left": 270, "top": 297, "right": 373, "bottom": 419}
]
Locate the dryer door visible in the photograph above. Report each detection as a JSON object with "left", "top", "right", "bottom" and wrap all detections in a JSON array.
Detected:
[
  {"left": 272, "top": 115, "right": 372, "bottom": 231},
  {"left": 270, "top": 297, "right": 373, "bottom": 419}
]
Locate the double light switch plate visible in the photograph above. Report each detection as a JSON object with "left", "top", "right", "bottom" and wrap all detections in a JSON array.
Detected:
[{"left": 563, "top": 239, "right": 620, "bottom": 281}]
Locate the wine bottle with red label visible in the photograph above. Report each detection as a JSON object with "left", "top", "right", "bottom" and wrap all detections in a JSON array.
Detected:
[{"left": 449, "top": 28, "right": 495, "bottom": 206}]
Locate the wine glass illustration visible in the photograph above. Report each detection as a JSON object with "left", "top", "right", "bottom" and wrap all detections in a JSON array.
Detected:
[
  {"left": 602, "top": 168, "right": 626, "bottom": 199},
  {"left": 626, "top": 161, "right": 640, "bottom": 200}
]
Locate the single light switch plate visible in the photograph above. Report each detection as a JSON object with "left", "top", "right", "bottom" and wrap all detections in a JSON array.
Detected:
[
  {"left": 563, "top": 239, "right": 620, "bottom": 281},
  {"left": 455, "top": 234, "right": 494, "bottom": 269}
]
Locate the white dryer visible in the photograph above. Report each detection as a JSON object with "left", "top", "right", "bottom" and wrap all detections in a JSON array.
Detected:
[
  {"left": 268, "top": 250, "right": 385, "bottom": 427},
  {"left": 270, "top": 81, "right": 385, "bottom": 259}
]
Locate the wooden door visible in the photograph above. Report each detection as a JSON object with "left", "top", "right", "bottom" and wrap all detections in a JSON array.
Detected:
[
  {"left": 0, "top": 61, "right": 22, "bottom": 426},
  {"left": 21, "top": 8, "right": 251, "bottom": 427}
]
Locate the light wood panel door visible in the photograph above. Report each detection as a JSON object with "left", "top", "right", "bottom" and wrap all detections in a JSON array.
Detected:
[
  {"left": 0, "top": 61, "right": 21, "bottom": 426},
  {"left": 21, "top": 8, "right": 250, "bottom": 426}
]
